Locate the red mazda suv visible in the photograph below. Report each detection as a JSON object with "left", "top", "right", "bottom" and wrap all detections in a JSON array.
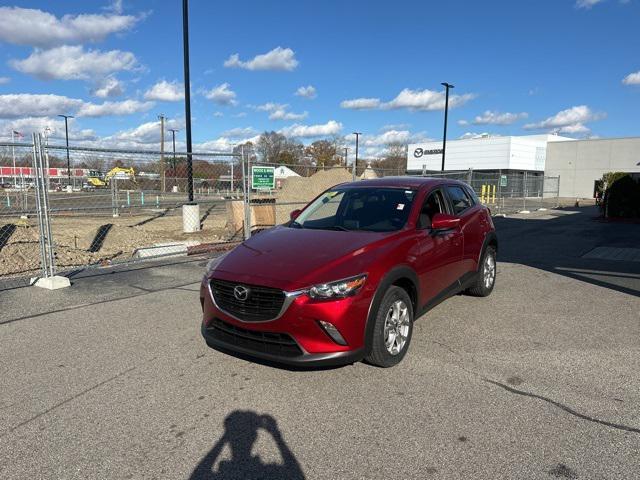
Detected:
[{"left": 200, "top": 177, "right": 497, "bottom": 368}]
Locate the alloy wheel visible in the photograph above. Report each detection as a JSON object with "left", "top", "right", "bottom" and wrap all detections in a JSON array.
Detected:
[{"left": 383, "top": 300, "right": 410, "bottom": 355}]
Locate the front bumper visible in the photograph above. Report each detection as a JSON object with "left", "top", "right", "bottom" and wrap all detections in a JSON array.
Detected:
[
  {"left": 200, "top": 276, "right": 374, "bottom": 367},
  {"left": 201, "top": 322, "right": 364, "bottom": 367}
]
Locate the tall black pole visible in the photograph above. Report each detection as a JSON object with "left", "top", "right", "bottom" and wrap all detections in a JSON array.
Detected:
[
  {"left": 169, "top": 128, "right": 178, "bottom": 187},
  {"left": 58, "top": 114, "right": 73, "bottom": 184},
  {"left": 353, "top": 132, "right": 361, "bottom": 171},
  {"left": 440, "top": 82, "right": 454, "bottom": 172},
  {"left": 182, "top": 0, "right": 194, "bottom": 202}
]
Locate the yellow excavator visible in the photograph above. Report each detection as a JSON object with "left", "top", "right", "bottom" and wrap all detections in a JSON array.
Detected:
[{"left": 86, "top": 167, "right": 136, "bottom": 187}]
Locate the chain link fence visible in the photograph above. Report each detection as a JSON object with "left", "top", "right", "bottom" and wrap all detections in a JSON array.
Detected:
[{"left": 0, "top": 136, "right": 561, "bottom": 290}]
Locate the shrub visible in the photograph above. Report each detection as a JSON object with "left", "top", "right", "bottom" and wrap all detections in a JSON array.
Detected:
[{"left": 604, "top": 174, "right": 640, "bottom": 218}]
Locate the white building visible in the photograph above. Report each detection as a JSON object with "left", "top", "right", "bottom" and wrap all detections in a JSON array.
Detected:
[
  {"left": 545, "top": 137, "right": 640, "bottom": 198},
  {"left": 407, "top": 134, "right": 574, "bottom": 174}
]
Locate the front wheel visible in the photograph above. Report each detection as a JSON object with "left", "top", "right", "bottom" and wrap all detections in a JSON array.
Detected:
[
  {"left": 365, "top": 286, "right": 414, "bottom": 368},
  {"left": 466, "top": 245, "right": 496, "bottom": 297}
]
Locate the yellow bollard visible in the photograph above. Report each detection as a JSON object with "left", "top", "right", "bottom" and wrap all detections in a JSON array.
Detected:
[
  {"left": 481, "top": 184, "right": 486, "bottom": 203},
  {"left": 491, "top": 185, "right": 496, "bottom": 204}
]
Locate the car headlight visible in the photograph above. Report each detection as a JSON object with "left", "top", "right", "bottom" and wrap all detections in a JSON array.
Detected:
[{"left": 309, "top": 274, "right": 367, "bottom": 299}]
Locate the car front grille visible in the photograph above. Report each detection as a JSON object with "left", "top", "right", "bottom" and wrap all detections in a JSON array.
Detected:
[
  {"left": 209, "top": 278, "right": 286, "bottom": 322},
  {"left": 206, "top": 318, "right": 303, "bottom": 357}
]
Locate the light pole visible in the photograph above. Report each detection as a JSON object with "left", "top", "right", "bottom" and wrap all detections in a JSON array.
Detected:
[
  {"left": 182, "top": 0, "right": 194, "bottom": 203},
  {"left": 168, "top": 128, "right": 179, "bottom": 189},
  {"left": 353, "top": 132, "right": 361, "bottom": 180},
  {"left": 58, "top": 114, "right": 73, "bottom": 185},
  {"left": 343, "top": 147, "right": 348, "bottom": 167},
  {"left": 11, "top": 130, "right": 22, "bottom": 187},
  {"left": 440, "top": 82, "right": 454, "bottom": 172}
]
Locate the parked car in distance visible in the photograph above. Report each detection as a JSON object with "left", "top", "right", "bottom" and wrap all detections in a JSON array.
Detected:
[
  {"left": 0, "top": 182, "right": 12, "bottom": 189},
  {"left": 200, "top": 177, "right": 497, "bottom": 368}
]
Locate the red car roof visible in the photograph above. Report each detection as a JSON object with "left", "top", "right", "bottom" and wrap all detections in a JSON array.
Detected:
[{"left": 337, "top": 176, "right": 463, "bottom": 190}]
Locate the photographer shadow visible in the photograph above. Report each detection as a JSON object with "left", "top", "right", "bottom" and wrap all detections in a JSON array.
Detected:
[{"left": 189, "top": 410, "right": 305, "bottom": 480}]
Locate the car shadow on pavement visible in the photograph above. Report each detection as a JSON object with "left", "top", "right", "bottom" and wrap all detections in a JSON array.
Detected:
[
  {"left": 493, "top": 206, "right": 640, "bottom": 297},
  {"left": 189, "top": 410, "right": 305, "bottom": 480}
]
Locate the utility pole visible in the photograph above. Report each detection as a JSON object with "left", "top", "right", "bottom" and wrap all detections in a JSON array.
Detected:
[
  {"left": 440, "top": 82, "right": 454, "bottom": 172},
  {"left": 159, "top": 114, "right": 165, "bottom": 192},
  {"left": 343, "top": 147, "right": 348, "bottom": 167},
  {"left": 58, "top": 114, "right": 73, "bottom": 186},
  {"left": 168, "top": 128, "right": 179, "bottom": 189},
  {"left": 182, "top": 0, "right": 194, "bottom": 203},
  {"left": 353, "top": 132, "right": 361, "bottom": 181}
]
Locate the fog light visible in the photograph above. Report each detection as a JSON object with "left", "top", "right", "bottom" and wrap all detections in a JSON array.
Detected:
[{"left": 317, "top": 320, "right": 347, "bottom": 346}]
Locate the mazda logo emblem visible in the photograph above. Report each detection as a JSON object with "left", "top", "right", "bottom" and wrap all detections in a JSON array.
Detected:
[
  {"left": 233, "top": 285, "right": 250, "bottom": 301},
  {"left": 414, "top": 148, "right": 424, "bottom": 158}
]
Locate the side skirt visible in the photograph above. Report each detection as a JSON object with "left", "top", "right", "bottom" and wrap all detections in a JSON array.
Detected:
[{"left": 417, "top": 271, "right": 478, "bottom": 318}]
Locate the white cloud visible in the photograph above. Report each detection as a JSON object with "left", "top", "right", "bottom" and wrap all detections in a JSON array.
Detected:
[
  {"left": 351, "top": 130, "right": 431, "bottom": 158},
  {"left": 76, "top": 99, "right": 154, "bottom": 117},
  {"left": 622, "top": 71, "right": 640, "bottom": 85},
  {"left": 0, "top": 116, "right": 97, "bottom": 142},
  {"left": 279, "top": 120, "right": 342, "bottom": 138},
  {"left": 341, "top": 89, "right": 474, "bottom": 111},
  {"left": 575, "top": 0, "right": 605, "bottom": 8},
  {"left": 459, "top": 132, "right": 493, "bottom": 140},
  {"left": 0, "top": 77, "right": 10, "bottom": 85},
  {"left": 213, "top": 111, "right": 224, "bottom": 117},
  {"left": 380, "top": 123, "right": 410, "bottom": 132},
  {"left": 558, "top": 123, "right": 590, "bottom": 134},
  {"left": 105, "top": 0, "right": 124, "bottom": 15},
  {"left": 524, "top": 105, "right": 604, "bottom": 132},
  {"left": 383, "top": 88, "right": 475, "bottom": 111},
  {"left": 220, "top": 127, "right": 257, "bottom": 138},
  {"left": 0, "top": 6, "right": 140, "bottom": 48},
  {"left": 144, "top": 80, "right": 184, "bottom": 101},
  {"left": 0, "top": 93, "right": 83, "bottom": 118},
  {"left": 224, "top": 47, "right": 298, "bottom": 71},
  {"left": 471, "top": 110, "right": 528, "bottom": 125},
  {"left": 105, "top": 117, "right": 185, "bottom": 146},
  {"left": 197, "top": 134, "right": 261, "bottom": 152},
  {"left": 457, "top": 119, "right": 469, "bottom": 126},
  {"left": 268, "top": 109, "right": 308, "bottom": 121},
  {"left": 203, "top": 83, "right": 237, "bottom": 105},
  {"left": 233, "top": 112, "right": 247, "bottom": 118},
  {"left": 254, "top": 102, "right": 287, "bottom": 112},
  {"left": 0, "top": 93, "right": 154, "bottom": 120},
  {"left": 340, "top": 98, "right": 381, "bottom": 110},
  {"left": 295, "top": 85, "right": 316, "bottom": 99},
  {"left": 11, "top": 45, "right": 137, "bottom": 81},
  {"left": 92, "top": 76, "right": 124, "bottom": 98}
]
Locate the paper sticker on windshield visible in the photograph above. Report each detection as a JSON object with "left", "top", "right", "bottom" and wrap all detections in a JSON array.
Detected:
[
  {"left": 397, "top": 203, "right": 405, "bottom": 210},
  {"left": 326, "top": 191, "right": 339, "bottom": 198}
]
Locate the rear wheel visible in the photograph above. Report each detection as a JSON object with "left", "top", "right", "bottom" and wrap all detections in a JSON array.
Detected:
[
  {"left": 466, "top": 245, "right": 496, "bottom": 297},
  {"left": 365, "top": 286, "right": 414, "bottom": 368}
]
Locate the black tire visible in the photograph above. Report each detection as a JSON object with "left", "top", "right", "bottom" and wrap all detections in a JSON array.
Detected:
[
  {"left": 466, "top": 245, "right": 496, "bottom": 297},
  {"left": 364, "top": 286, "right": 414, "bottom": 368}
]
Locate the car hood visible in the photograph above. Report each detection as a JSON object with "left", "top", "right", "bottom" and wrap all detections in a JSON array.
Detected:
[{"left": 212, "top": 225, "right": 392, "bottom": 290}]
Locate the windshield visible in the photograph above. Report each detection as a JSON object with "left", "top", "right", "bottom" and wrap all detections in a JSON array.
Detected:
[{"left": 292, "top": 187, "right": 417, "bottom": 232}]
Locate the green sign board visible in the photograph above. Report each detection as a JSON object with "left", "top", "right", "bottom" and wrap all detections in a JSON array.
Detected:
[
  {"left": 500, "top": 175, "right": 508, "bottom": 187},
  {"left": 251, "top": 166, "right": 275, "bottom": 190}
]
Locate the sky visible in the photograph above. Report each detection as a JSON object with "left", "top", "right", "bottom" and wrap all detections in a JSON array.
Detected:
[{"left": 0, "top": 0, "right": 638, "bottom": 158}]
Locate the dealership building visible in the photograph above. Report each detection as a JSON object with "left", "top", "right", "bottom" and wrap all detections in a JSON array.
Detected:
[
  {"left": 545, "top": 137, "right": 640, "bottom": 198},
  {"left": 407, "top": 134, "right": 640, "bottom": 199},
  {"left": 407, "top": 134, "right": 574, "bottom": 175}
]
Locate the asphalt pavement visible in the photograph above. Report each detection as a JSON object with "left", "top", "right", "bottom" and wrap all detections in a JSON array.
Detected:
[{"left": 0, "top": 206, "right": 638, "bottom": 479}]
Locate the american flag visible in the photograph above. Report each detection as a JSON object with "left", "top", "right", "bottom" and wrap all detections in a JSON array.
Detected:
[{"left": 12, "top": 130, "right": 23, "bottom": 138}]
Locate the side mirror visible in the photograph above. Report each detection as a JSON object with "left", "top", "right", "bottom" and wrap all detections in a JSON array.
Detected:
[
  {"left": 290, "top": 209, "right": 302, "bottom": 221},
  {"left": 431, "top": 213, "right": 460, "bottom": 231}
]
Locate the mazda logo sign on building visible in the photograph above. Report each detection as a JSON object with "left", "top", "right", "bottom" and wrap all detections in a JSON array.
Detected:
[
  {"left": 414, "top": 148, "right": 424, "bottom": 158},
  {"left": 233, "top": 285, "right": 250, "bottom": 301}
]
